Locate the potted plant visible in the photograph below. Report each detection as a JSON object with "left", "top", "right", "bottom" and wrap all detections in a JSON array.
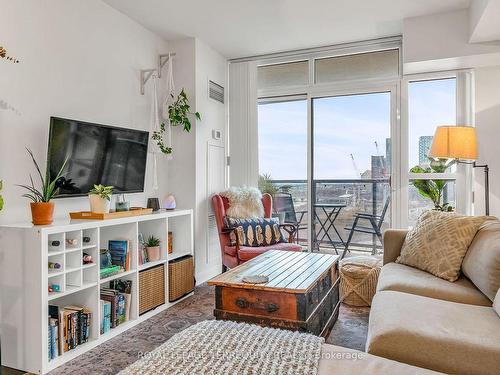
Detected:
[
  {"left": 410, "top": 160, "right": 454, "bottom": 212},
  {"left": 18, "top": 148, "right": 68, "bottom": 225},
  {"left": 145, "top": 235, "right": 161, "bottom": 262},
  {"left": 88, "top": 184, "right": 113, "bottom": 213},
  {"left": 152, "top": 88, "right": 201, "bottom": 155}
]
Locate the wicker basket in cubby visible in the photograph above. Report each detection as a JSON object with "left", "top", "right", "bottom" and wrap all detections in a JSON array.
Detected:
[
  {"left": 168, "top": 255, "right": 194, "bottom": 302},
  {"left": 139, "top": 264, "right": 165, "bottom": 315}
]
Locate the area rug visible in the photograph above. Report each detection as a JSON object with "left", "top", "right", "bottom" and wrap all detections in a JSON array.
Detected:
[{"left": 118, "top": 320, "right": 324, "bottom": 375}]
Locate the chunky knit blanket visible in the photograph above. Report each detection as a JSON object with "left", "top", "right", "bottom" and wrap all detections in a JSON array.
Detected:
[{"left": 119, "top": 320, "right": 324, "bottom": 375}]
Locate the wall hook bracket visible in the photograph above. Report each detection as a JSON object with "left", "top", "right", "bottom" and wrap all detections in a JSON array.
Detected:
[
  {"left": 140, "top": 52, "right": 176, "bottom": 95},
  {"left": 158, "top": 52, "right": 175, "bottom": 78}
]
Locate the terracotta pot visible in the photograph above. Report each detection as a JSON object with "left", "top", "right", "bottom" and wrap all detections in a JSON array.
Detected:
[
  {"left": 30, "top": 202, "right": 54, "bottom": 225},
  {"left": 146, "top": 246, "right": 161, "bottom": 261},
  {"left": 89, "top": 194, "right": 111, "bottom": 213}
]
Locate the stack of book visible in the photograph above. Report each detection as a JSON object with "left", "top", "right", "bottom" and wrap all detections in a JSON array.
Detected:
[
  {"left": 100, "top": 279, "right": 132, "bottom": 332},
  {"left": 100, "top": 240, "right": 131, "bottom": 279},
  {"left": 48, "top": 305, "right": 92, "bottom": 360}
]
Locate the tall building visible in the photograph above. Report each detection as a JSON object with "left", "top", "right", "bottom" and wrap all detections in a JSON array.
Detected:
[
  {"left": 418, "top": 136, "right": 433, "bottom": 167},
  {"left": 371, "top": 155, "right": 386, "bottom": 179}
]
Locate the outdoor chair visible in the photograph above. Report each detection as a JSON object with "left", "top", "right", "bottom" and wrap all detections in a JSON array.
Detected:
[
  {"left": 342, "top": 196, "right": 390, "bottom": 259},
  {"left": 273, "top": 192, "right": 307, "bottom": 244}
]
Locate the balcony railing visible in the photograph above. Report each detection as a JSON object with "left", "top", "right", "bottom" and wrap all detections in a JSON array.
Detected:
[{"left": 270, "top": 178, "right": 390, "bottom": 254}]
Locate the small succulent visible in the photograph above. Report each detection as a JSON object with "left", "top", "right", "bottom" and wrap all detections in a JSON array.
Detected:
[
  {"left": 146, "top": 235, "right": 160, "bottom": 247},
  {"left": 89, "top": 184, "right": 113, "bottom": 201}
]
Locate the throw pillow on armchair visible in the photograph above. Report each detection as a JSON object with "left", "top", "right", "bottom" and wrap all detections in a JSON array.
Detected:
[{"left": 224, "top": 217, "right": 284, "bottom": 247}]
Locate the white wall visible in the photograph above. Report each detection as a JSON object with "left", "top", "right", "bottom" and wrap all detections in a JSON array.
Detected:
[
  {"left": 167, "top": 38, "right": 227, "bottom": 283},
  {"left": 0, "top": 0, "right": 170, "bottom": 224},
  {"left": 403, "top": 9, "right": 500, "bottom": 74},
  {"left": 474, "top": 66, "right": 500, "bottom": 216}
]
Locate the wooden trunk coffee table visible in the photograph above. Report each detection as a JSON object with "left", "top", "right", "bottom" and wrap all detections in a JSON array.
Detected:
[{"left": 208, "top": 250, "right": 340, "bottom": 337}]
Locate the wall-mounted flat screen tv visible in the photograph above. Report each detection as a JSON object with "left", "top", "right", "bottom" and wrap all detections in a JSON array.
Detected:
[{"left": 47, "top": 117, "right": 149, "bottom": 197}]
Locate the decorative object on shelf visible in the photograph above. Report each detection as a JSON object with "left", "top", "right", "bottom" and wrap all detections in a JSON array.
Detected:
[
  {"left": 70, "top": 207, "right": 153, "bottom": 220},
  {"left": 83, "top": 236, "right": 91, "bottom": 243},
  {"left": 0, "top": 45, "right": 20, "bottom": 63},
  {"left": 48, "top": 262, "right": 61, "bottom": 269},
  {"left": 50, "top": 284, "right": 60, "bottom": 292},
  {"left": 168, "top": 231, "right": 173, "bottom": 254},
  {"left": 50, "top": 240, "right": 60, "bottom": 247},
  {"left": 242, "top": 274, "right": 269, "bottom": 284},
  {"left": 145, "top": 235, "right": 161, "bottom": 262},
  {"left": 100, "top": 249, "right": 112, "bottom": 269},
  {"left": 147, "top": 197, "right": 160, "bottom": 211},
  {"left": 82, "top": 253, "right": 92, "bottom": 264},
  {"left": 66, "top": 238, "right": 78, "bottom": 246},
  {"left": 429, "top": 125, "right": 490, "bottom": 215},
  {"left": 18, "top": 148, "right": 68, "bottom": 225},
  {"left": 115, "top": 194, "right": 130, "bottom": 212},
  {"left": 88, "top": 184, "right": 113, "bottom": 214},
  {"left": 163, "top": 194, "right": 176, "bottom": 210}
]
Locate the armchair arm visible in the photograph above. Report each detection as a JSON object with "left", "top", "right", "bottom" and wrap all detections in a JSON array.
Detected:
[
  {"left": 383, "top": 229, "right": 408, "bottom": 264},
  {"left": 279, "top": 223, "right": 297, "bottom": 243}
]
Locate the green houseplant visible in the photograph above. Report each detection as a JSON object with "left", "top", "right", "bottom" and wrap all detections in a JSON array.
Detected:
[
  {"left": 410, "top": 160, "right": 454, "bottom": 212},
  {"left": 152, "top": 88, "right": 201, "bottom": 155},
  {"left": 145, "top": 235, "right": 161, "bottom": 262},
  {"left": 0, "top": 180, "right": 4, "bottom": 212},
  {"left": 88, "top": 184, "right": 113, "bottom": 214},
  {"left": 18, "top": 148, "right": 68, "bottom": 225}
]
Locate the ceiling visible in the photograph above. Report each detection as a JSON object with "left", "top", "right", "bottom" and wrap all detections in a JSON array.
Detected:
[{"left": 103, "top": 0, "right": 471, "bottom": 59}]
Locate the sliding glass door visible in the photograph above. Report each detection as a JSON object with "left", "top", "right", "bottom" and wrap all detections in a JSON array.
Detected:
[{"left": 312, "top": 91, "right": 392, "bottom": 254}]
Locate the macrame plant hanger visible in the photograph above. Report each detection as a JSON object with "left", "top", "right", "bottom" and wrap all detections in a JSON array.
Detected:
[
  {"left": 163, "top": 53, "right": 175, "bottom": 160},
  {"left": 150, "top": 72, "right": 161, "bottom": 191}
]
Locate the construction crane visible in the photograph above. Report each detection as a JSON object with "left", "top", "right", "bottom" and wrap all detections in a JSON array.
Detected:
[
  {"left": 350, "top": 153, "right": 362, "bottom": 178},
  {"left": 374, "top": 141, "right": 381, "bottom": 156}
]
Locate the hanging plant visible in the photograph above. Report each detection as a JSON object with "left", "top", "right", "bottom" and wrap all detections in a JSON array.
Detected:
[
  {"left": 152, "top": 88, "right": 200, "bottom": 155},
  {"left": 0, "top": 46, "right": 20, "bottom": 63}
]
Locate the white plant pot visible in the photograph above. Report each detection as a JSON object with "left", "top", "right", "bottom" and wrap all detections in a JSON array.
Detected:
[{"left": 89, "top": 194, "right": 111, "bottom": 214}]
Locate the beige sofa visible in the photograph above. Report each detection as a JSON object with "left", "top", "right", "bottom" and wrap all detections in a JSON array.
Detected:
[{"left": 366, "top": 224, "right": 500, "bottom": 375}]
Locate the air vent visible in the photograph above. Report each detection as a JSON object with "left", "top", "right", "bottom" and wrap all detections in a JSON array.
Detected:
[{"left": 208, "top": 80, "right": 224, "bottom": 103}]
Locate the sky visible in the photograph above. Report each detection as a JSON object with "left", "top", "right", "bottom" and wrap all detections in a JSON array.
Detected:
[{"left": 258, "top": 78, "right": 456, "bottom": 180}]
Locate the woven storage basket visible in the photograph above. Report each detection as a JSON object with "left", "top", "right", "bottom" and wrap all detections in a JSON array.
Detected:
[
  {"left": 340, "top": 256, "right": 382, "bottom": 307},
  {"left": 139, "top": 264, "right": 165, "bottom": 315},
  {"left": 169, "top": 255, "right": 195, "bottom": 302}
]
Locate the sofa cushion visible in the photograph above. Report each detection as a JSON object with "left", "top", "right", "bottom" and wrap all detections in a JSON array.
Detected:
[
  {"left": 377, "top": 262, "right": 491, "bottom": 306},
  {"left": 318, "top": 343, "right": 442, "bottom": 374},
  {"left": 462, "top": 220, "right": 500, "bottom": 301},
  {"left": 367, "top": 291, "right": 500, "bottom": 375},
  {"left": 224, "top": 217, "right": 284, "bottom": 246},
  {"left": 224, "top": 242, "right": 302, "bottom": 261},
  {"left": 396, "top": 211, "right": 491, "bottom": 281}
]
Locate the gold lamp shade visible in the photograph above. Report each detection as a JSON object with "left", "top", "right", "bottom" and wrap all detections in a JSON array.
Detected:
[{"left": 429, "top": 126, "right": 478, "bottom": 160}]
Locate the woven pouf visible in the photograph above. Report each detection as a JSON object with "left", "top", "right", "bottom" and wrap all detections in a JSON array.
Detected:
[{"left": 340, "top": 256, "right": 382, "bottom": 307}]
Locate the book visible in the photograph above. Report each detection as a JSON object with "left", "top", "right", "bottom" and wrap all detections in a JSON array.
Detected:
[
  {"left": 108, "top": 240, "right": 128, "bottom": 271},
  {"left": 100, "top": 290, "right": 119, "bottom": 328}
]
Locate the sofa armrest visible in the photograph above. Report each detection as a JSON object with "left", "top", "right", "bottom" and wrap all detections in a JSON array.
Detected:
[{"left": 383, "top": 229, "right": 408, "bottom": 264}]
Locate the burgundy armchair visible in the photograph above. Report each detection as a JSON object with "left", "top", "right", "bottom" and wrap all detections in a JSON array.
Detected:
[{"left": 212, "top": 193, "right": 303, "bottom": 272}]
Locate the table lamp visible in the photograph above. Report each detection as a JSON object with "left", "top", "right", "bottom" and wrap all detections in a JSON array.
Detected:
[{"left": 429, "top": 125, "right": 489, "bottom": 215}]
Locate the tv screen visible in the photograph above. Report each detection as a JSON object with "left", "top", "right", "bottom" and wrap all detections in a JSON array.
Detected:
[{"left": 47, "top": 117, "right": 149, "bottom": 197}]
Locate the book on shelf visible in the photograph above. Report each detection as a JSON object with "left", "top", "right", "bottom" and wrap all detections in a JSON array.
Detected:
[
  {"left": 108, "top": 240, "right": 130, "bottom": 271},
  {"left": 48, "top": 304, "right": 92, "bottom": 358},
  {"left": 100, "top": 280, "right": 132, "bottom": 330},
  {"left": 100, "top": 300, "right": 111, "bottom": 334}
]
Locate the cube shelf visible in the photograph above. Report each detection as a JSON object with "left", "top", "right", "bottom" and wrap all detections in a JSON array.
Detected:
[{"left": 0, "top": 209, "right": 194, "bottom": 374}]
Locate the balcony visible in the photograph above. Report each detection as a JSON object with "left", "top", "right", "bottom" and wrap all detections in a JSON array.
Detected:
[{"left": 269, "top": 179, "right": 391, "bottom": 255}]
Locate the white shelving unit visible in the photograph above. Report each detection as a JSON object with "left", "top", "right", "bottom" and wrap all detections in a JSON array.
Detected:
[{"left": 0, "top": 209, "right": 194, "bottom": 374}]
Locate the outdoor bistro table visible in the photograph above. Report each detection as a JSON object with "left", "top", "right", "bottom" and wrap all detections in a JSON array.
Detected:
[{"left": 313, "top": 203, "right": 347, "bottom": 253}]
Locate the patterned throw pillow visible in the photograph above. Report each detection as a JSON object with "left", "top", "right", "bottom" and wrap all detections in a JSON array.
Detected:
[
  {"left": 224, "top": 217, "right": 284, "bottom": 247},
  {"left": 396, "top": 211, "right": 492, "bottom": 282}
]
